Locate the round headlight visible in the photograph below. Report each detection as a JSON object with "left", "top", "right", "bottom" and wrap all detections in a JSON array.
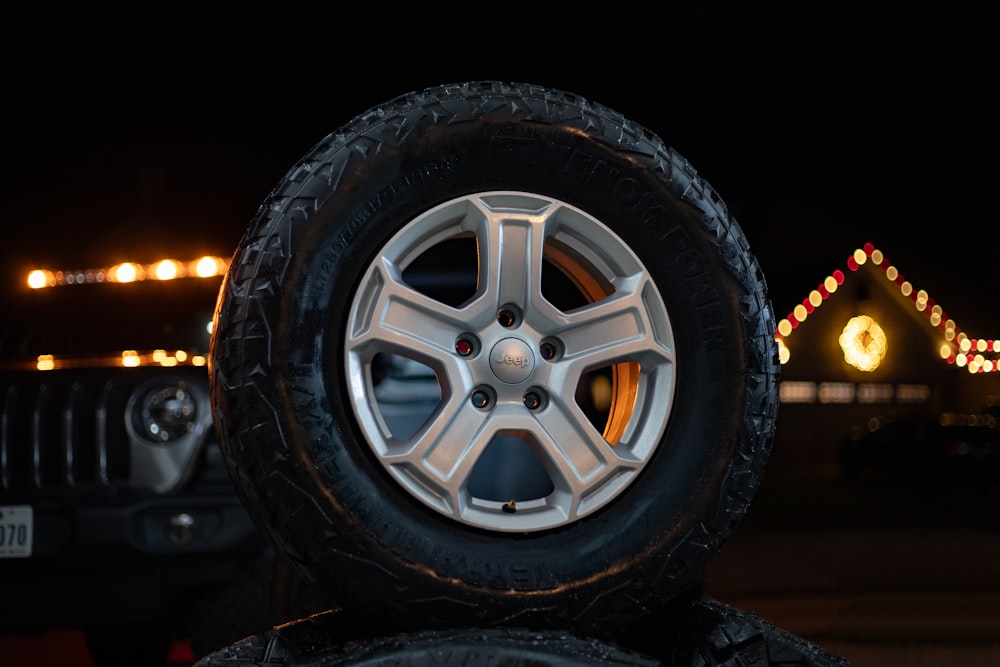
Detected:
[{"left": 131, "top": 381, "right": 198, "bottom": 443}]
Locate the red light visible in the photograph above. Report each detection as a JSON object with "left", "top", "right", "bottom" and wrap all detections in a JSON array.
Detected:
[
  {"left": 863, "top": 242, "right": 875, "bottom": 255},
  {"left": 833, "top": 270, "right": 845, "bottom": 285}
]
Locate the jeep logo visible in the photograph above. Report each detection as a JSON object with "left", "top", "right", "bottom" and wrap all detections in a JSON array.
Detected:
[
  {"left": 488, "top": 337, "right": 535, "bottom": 384},
  {"left": 493, "top": 352, "right": 531, "bottom": 368}
]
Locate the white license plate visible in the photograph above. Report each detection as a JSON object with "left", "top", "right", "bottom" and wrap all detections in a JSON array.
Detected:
[{"left": 0, "top": 505, "right": 33, "bottom": 558}]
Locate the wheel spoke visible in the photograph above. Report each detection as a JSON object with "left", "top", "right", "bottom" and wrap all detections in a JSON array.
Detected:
[
  {"left": 349, "top": 258, "right": 469, "bottom": 362},
  {"left": 558, "top": 275, "right": 674, "bottom": 369},
  {"left": 379, "top": 396, "right": 493, "bottom": 516},
  {"left": 474, "top": 204, "right": 548, "bottom": 310},
  {"left": 531, "top": 400, "right": 641, "bottom": 517},
  {"left": 385, "top": 397, "right": 487, "bottom": 479}
]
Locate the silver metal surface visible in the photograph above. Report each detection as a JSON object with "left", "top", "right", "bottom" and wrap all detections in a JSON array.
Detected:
[{"left": 345, "top": 192, "right": 676, "bottom": 532}]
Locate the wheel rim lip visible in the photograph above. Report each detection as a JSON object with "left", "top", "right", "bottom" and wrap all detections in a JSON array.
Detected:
[{"left": 344, "top": 191, "right": 676, "bottom": 532}]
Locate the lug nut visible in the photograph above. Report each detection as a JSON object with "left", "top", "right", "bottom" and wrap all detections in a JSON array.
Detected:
[
  {"left": 497, "top": 308, "right": 516, "bottom": 328},
  {"left": 455, "top": 337, "right": 474, "bottom": 357},
  {"left": 539, "top": 341, "right": 557, "bottom": 360},
  {"left": 471, "top": 389, "right": 491, "bottom": 409},
  {"left": 523, "top": 391, "right": 542, "bottom": 410}
]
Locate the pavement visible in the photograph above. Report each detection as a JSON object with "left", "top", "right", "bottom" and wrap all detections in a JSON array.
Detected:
[
  {"left": 5, "top": 462, "right": 998, "bottom": 666},
  {"left": 705, "top": 462, "right": 1000, "bottom": 667}
]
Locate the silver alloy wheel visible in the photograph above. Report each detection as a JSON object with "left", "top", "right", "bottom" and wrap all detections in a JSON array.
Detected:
[
  {"left": 345, "top": 191, "right": 676, "bottom": 532},
  {"left": 211, "top": 80, "right": 780, "bottom": 633}
]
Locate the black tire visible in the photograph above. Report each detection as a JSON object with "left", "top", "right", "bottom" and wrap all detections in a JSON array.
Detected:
[
  {"left": 191, "top": 598, "right": 851, "bottom": 667},
  {"left": 678, "top": 599, "right": 853, "bottom": 666},
  {"left": 210, "top": 81, "right": 779, "bottom": 637},
  {"left": 184, "top": 542, "right": 330, "bottom": 659},
  {"left": 193, "top": 611, "right": 662, "bottom": 666},
  {"left": 620, "top": 598, "right": 853, "bottom": 666}
]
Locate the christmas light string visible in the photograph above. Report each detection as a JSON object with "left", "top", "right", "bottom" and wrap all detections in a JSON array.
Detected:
[{"left": 775, "top": 242, "right": 998, "bottom": 374}]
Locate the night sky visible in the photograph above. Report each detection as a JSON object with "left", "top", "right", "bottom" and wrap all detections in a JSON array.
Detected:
[{"left": 3, "top": 4, "right": 998, "bottom": 333}]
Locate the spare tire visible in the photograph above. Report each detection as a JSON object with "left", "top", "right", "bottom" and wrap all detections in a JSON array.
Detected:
[
  {"left": 192, "top": 612, "right": 662, "bottom": 667},
  {"left": 209, "top": 80, "right": 779, "bottom": 638}
]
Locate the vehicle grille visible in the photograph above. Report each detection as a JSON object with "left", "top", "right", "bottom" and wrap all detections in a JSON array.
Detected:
[
  {"left": 0, "top": 373, "right": 136, "bottom": 493},
  {"left": 3, "top": 363, "right": 219, "bottom": 498}
]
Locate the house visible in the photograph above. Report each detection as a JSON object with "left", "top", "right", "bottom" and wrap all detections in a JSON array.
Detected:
[{"left": 769, "top": 242, "right": 1000, "bottom": 469}]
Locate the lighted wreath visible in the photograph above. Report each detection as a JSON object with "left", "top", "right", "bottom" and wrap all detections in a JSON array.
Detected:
[{"left": 839, "top": 314, "right": 887, "bottom": 371}]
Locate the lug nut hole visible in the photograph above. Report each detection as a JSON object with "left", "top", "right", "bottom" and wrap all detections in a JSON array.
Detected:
[
  {"left": 471, "top": 388, "right": 492, "bottom": 409},
  {"left": 523, "top": 389, "right": 545, "bottom": 411},
  {"left": 497, "top": 305, "right": 520, "bottom": 328},
  {"left": 539, "top": 339, "right": 561, "bottom": 361},
  {"left": 455, "top": 335, "right": 478, "bottom": 357}
]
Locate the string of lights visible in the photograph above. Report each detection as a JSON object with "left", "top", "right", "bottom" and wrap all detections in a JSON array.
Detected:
[
  {"left": 25, "top": 256, "right": 229, "bottom": 289},
  {"left": 17, "top": 256, "right": 227, "bottom": 371},
  {"left": 21, "top": 248, "right": 998, "bottom": 374},
  {"left": 775, "top": 242, "right": 999, "bottom": 374}
]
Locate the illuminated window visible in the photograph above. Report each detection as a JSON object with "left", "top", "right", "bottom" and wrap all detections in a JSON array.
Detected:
[
  {"left": 857, "top": 383, "right": 894, "bottom": 404},
  {"left": 818, "top": 382, "right": 855, "bottom": 404},
  {"left": 779, "top": 381, "right": 817, "bottom": 403},
  {"left": 896, "top": 383, "right": 930, "bottom": 403}
]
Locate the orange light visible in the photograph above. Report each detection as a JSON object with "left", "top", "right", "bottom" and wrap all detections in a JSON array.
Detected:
[
  {"left": 27, "top": 270, "right": 53, "bottom": 289},
  {"left": 191, "top": 256, "right": 227, "bottom": 278},
  {"left": 153, "top": 259, "right": 184, "bottom": 280},
  {"left": 111, "top": 263, "right": 143, "bottom": 283},
  {"left": 776, "top": 337, "right": 790, "bottom": 364},
  {"left": 839, "top": 315, "right": 887, "bottom": 372},
  {"left": 22, "top": 256, "right": 228, "bottom": 289}
]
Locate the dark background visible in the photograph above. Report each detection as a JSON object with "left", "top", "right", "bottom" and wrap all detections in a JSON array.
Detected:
[
  {"left": 3, "top": 5, "right": 1000, "bottom": 665},
  {"left": 3, "top": 3, "right": 998, "bottom": 334}
]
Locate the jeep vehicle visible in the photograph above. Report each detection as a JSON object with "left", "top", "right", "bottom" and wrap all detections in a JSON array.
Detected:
[{"left": 0, "top": 257, "right": 317, "bottom": 666}]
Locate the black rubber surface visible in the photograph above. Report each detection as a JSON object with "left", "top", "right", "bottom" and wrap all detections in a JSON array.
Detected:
[
  {"left": 210, "top": 80, "right": 780, "bottom": 637},
  {"left": 192, "top": 597, "right": 852, "bottom": 666}
]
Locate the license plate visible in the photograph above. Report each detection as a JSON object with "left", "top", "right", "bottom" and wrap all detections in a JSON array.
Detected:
[{"left": 0, "top": 505, "right": 33, "bottom": 558}]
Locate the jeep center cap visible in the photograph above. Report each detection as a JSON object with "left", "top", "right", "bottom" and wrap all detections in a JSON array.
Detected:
[{"left": 489, "top": 337, "right": 534, "bottom": 384}]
